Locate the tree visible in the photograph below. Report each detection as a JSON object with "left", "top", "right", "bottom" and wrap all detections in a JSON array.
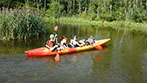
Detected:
[
  {"left": 0, "top": 0, "right": 146, "bottom": 23},
  {"left": 49, "top": 0, "right": 64, "bottom": 18}
]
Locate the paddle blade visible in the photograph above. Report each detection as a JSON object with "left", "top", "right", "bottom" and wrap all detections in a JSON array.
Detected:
[
  {"left": 54, "top": 26, "right": 58, "bottom": 32},
  {"left": 55, "top": 54, "right": 60, "bottom": 62},
  {"left": 95, "top": 46, "right": 103, "bottom": 50}
]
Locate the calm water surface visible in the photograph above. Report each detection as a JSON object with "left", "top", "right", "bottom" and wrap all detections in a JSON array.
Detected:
[{"left": 0, "top": 24, "right": 147, "bottom": 83}]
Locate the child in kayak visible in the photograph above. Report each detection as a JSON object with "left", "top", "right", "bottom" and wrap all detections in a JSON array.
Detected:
[
  {"left": 79, "top": 39, "right": 86, "bottom": 46},
  {"left": 59, "top": 36, "right": 68, "bottom": 49},
  {"left": 46, "top": 34, "right": 58, "bottom": 51},
  {"left": 70, "top": 35, "right": 82, "bottom": 47}
]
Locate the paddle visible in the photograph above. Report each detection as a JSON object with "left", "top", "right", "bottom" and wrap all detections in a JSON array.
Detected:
[
  {"left": 54, "top": 25, "right": 58, "bottom": 32},
  {"left": 55, "top": 53, "right": 60, "bottom": 62},
  {"left": 54, "top": 26, "right": 60, "bottom": 62},
  {"left": 54, "top": 26, "right": 58, "bottom": 44},
  {"left": 94, "top": 45, "right": 103, "bottom": 50},
  {"left": 91, "top": 40, "right": 103, "bottom": 50}
]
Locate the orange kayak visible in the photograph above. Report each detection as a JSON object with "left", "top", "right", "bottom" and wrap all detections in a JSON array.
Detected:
[{"left": 25, "top": 38, "right": 110, "bottom": 57}]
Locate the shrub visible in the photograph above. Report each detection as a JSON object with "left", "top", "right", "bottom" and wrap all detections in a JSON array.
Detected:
[
  {"left": 132, "top": 8, "right": 147, "bottom": 23},
  {"left": 45, "top": 9, "right": 51, "bottom": 17},
  {"left": 94, "top": 17, "right": 100, "bottom": 21},
  {"left": 90, "top": 13, "right": 97, "bottom": 21},
  {"left": 81, "top": 12, "right": 87, "bottom": 19}
]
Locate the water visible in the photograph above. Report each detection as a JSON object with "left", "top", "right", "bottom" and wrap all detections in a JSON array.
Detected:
[{"left": 0, "top": 24, "right": 147, "bottom": 83}]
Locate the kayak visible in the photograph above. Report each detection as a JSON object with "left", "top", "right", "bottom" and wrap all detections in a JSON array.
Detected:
[{"left": 25, "top": 38, "right": 110, "bottom": 57}]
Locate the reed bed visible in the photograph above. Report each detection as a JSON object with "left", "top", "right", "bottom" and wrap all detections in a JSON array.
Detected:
[{"left": 0, "top": 8, "right": 47, "bottom": 40}]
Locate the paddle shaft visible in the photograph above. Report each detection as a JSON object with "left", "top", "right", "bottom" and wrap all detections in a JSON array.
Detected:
[
  {"left": 54, "top": 26, "right": 60, "bottom": 61},
  {"left": 54, "top": 26, "right": 58, "bottom": 44}
]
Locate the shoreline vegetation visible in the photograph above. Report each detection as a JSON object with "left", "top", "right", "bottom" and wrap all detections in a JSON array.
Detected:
[
  {"left": 48, "top": 17, "right": 147, "bottom": 33},
  {"left": 0, "top": 0, "right": 147, "bottom": 40},
  {"left": 0, "top": 8, "right": 47, "bottom": 41}
]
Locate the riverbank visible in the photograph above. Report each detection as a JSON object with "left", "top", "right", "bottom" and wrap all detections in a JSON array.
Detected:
[{"left": 49, "top": 17, "right": 147, "bottom": 33}]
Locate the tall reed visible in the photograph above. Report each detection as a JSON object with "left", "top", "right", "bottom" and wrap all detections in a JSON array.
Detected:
[{"left": 0, "top": 8, "right": 47, "bottom": 40}]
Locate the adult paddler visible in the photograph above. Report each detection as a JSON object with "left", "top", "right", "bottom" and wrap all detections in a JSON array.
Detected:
[
  {"left": 46, "top": 25, "right": 60, "bottom": 62},
  {"left": 46, "top": 34, "right": 58, "bottom": 51},
  {"left": 46, "top": 26, "right": 59, "bottom": 51}
]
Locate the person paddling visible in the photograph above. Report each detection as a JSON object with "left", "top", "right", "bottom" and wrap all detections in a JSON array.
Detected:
[
  {"left": 46, "top": 34, "right": 58, "bottom": 51},
  {"left": 56, "top": 36, "right": 68, "bottom": 50},
  {"left": 79, "top": 39, "right": 86, "bottom": 46},
  {"left": 61, "top": 36, "right": 68, "bottom": 48},
  {"left": 70, "top": 35, "right": 82, "bottom": 47},
  {"left": 87, "top": 36, "right": 95, "bottom": 45}
]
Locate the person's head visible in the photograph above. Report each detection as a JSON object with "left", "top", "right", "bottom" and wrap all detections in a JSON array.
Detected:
[
  {"left": 50, "top": 34, "right": 54, "bottom": 41},
  {"left": 62, "top": 39, "right": 67, "bottom": 43},
  {"left": 61, "top": 36, "right": 67, "bottom": 40},
  {"left": 89, "top": 36, "right": 93, "bottom": 39},
  {"left": 74, "top": 35, "right": 77, "bottom": 40},
  {"left": 61, "top": 36, "right": 67, "bottom": 42}
]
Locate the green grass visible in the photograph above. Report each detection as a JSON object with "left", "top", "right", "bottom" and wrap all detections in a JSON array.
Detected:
[{"left": 49, "top": 17, "right": 147, "bottom": 33}]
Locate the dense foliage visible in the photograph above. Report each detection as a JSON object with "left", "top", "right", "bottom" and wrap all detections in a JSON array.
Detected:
[
  {"left": 0, "top": 8, "right": 47, "bottom": 40},
  {"left": 0, "top": 0, "right": 146, "bottom": 40},
  {"left": 0, "top": 0, "right": 146, "bottom": 23}
]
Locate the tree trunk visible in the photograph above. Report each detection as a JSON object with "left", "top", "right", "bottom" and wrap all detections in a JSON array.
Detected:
[
  {"left": 36, "top": 0, "right": 38, "bottom": 8},
  {"left": 140, "top": 0, "right": 142, "bottom": 8},
  {"left": 97, "top": 8, "right": 99, "bottom": 17},
  {"left": 125, "top": 8, "right": 128, "bottom": 21},
  {"left": 136, "top": 0, "right": 138, "bottom": 8},
  {"left": 128, "top": 0, "right": 132, "bottom": 19},
  {"left": 128, "top": 8, "right": 130, "bottom": 19},
  {"left": 70, "top": 1, "right": 72, "bottom": 12},
  {"left": 44, "top": 0, "right": 46, "bottom": 9},
  {"left": 119, "top": 0, "right": 122, "bottom": 19},
  {"left": 102, "top": 0, "right": 106, "bottom": 14},
  {"left": 79, "top": 0, "right": 81, "bottom": 15},
  {"left": 131, "top": 8, "right": 133, "bottom": 15},
  {"left": 67, "top": 7, "right": 69, "bottom": 13},
  {"left": 85, "top": 7, "right": 87, "bottom": 13},
  {"left": 73, "top": 0, "right": 75, "bottom": 14},
  {"left": 129, "top": 0, "right": 131, "bottom": 8},
  {"left": 119, "top": 11, "right": 122, "bottom": 20},
  {"left": 58, "top": 0, "right": 60, "bottom": 17},
  {"left": 110, "top": 5, "right": 112, "bottom": 14},
  {"left": 146, "top": 0, "right": 147, "bottom": 11},
  {"left": 26, "top": 0, "right": 28, "bottom": 5},
  {"left": 89, "top": 0, "right": 91, "bottom": 14},
  {"left": 36, "top": 0, "right": 40, "bottom": 10},
  {"left": 120, "top": 0, "right": 122, "bottom": 6},
  {"left": 89, "top": 0, "right": 91, "bottom": 10},
  {"left": 103, "top": 0, "right": 106, "bottom": 7}
]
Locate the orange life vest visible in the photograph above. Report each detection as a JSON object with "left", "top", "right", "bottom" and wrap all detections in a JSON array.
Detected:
[{"left": 47, "top": 40, "right": 55, "bottom": 48}]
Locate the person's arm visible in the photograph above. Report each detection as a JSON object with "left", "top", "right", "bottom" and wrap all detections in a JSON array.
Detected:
[
  {"left": 92, "top": 38, "right": 95, "bottom": 44},
  {"left": 75, "top": 41, "right": 82, "bottom": 46},
  {"left": 46, "top": 41, "right": 50, "bottom": 48},
  {"left": 63, "top": 43, "right": 67, "bottom": 48}
]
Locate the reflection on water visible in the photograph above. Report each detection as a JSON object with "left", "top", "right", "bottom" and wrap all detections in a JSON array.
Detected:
[
  {"left": 0, "top": 24, "right": 147, "bottom": 82},
  {"left": 94, "top": 55, "right": 102, "bottom": 60}
]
